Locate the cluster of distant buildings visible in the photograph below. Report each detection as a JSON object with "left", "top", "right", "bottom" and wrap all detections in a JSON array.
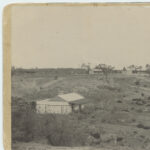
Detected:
[
  {"left": 122, "top": 65, "right": 150, "bottom": 75},
  {"left": 84, "top": 65, "right": 150, "bottom": 75}
]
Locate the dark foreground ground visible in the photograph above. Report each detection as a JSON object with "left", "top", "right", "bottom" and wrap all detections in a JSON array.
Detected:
[{"left": 12, "top": 142, "right": 147, "bottom": 150}]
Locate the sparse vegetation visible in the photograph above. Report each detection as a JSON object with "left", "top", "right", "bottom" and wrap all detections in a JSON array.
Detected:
[
  {"left": 12, "top": 108, "right": 88, "bottom": 146},
  {"left": 12, "top": 68, "right": 150, "bottom": 150}
]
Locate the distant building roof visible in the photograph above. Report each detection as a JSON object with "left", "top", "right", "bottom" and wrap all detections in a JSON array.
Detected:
[{"left": 93, "top": 69, "right": 102, "bottom": 72}]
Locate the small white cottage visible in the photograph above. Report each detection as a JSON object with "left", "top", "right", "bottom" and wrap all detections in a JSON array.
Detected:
[{"left": 36, "top": 93, "right": 87, "bottom": 114}]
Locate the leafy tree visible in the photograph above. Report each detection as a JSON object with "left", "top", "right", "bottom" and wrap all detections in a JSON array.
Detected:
[
  {"left": 95, "top": 64, "right": 114, "bottom": 83},
  {"left": 11, "top": 66, "right": 16, "bottom": 76},
  {"left": 146, "top": 64, "right": 150, "bottom": 70},
  {"left": 81, "top": 63, "right": 91, "bottom": 74},
  {"left": 127, "top": 65, "right": 142, "bottom": 73},
  {"left": 145, "top": 64, "right": 150, "bottom": 76},
  {"left": 123, "top": 67, "right": 127, "bottom": 71},
  {"left": 127, "top": 65, "right": 136, "bottom": 71}
]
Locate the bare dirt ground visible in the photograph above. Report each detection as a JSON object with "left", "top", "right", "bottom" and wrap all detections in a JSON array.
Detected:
[
  {"left": 11, "top": 71, "right": 150, "bottom": 150},
  {"left": 41, "top": 78, "right": 64, "bottom": 88}
]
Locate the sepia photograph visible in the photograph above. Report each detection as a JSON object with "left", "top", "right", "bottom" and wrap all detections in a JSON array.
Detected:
[{"left": 3, "top": 3, "right": 150, "bottom": 150}]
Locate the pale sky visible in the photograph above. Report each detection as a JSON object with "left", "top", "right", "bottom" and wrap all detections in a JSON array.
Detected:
[{"left": 11, "top": 4, "right": 150, "bottom": 69}]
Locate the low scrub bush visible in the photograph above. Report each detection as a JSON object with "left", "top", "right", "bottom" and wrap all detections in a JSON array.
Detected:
[
  {"left": 97, "top": 84, "right": 121, "bottom": 92},
  {"left": 12, "top": 109, "right": 88, "bottom": 146},
  {"left": 136, "top": 124, "right": 150, "bottom": 130},
  {"left": 12, "top": 109, "right": 36, "bottom": 142},
  {"left": 135, "top": 81, "right": 140, "bottom": 86},
  {"left": 141, "top": 93, "right": 144, "bottom": 97},
  {"left": 54, "top": 76, "right": 58, "bottom": 80},
  {"left": 45, "top": 115, "right": 87, "bottom": 146},
  {"left": 136, "top": 108, "right": 143, "bottom": 113}
]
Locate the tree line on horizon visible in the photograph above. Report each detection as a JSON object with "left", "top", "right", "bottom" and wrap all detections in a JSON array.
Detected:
[
  {"left": 81, "top": 63, "right": 150, "bottom": 71},
  {"left": 11, "top": 64, "right": 150, "bottom": 70},
  {"left": 11, "top": 63, "right": 150, "bottom": 77}
]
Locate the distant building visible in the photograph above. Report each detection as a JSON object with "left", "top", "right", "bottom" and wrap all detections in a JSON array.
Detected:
[
  {"left": 123, "top": 65, "right": 144, "bottom": 75},
  {"left": 113, "top": 70, "right": 122, "bottom": 73},
  {"left": 122, "top": 66, "right": 134, "bottom": 75},
  {"left": 122, "top": 67, "right": 146, "bottom": 75},
  {"left": 89, "top": 69, "right": 103, "bottom": 74},
  {"left": 122, "top": 69, "right": 133, "bottom": 75},
  {"left": 36, "top": 93, "right": 87, "bottom": 114}
]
